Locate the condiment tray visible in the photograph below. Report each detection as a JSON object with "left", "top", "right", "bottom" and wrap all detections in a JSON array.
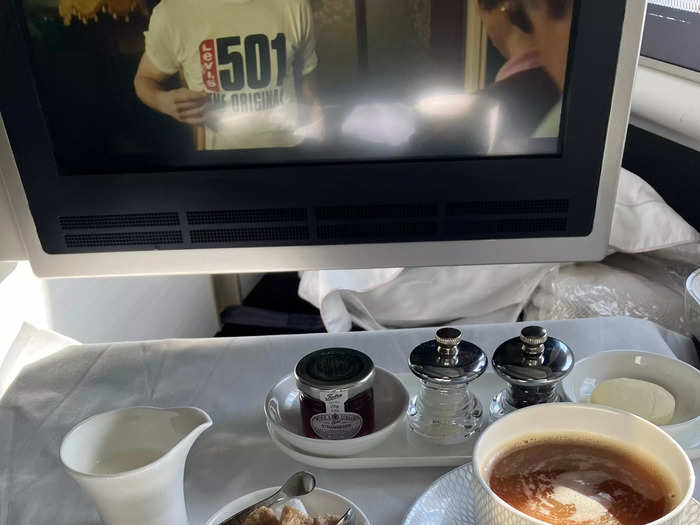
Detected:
[{"left": 266, "top": 372, "right": 507, "bottom": 469}]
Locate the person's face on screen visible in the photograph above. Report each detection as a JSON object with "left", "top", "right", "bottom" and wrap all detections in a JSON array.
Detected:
[
  {"left": 478, "top": 2, "right": 515, "bottom": 59},
  {"left": 525, "top": 0, "right": 573, "bottom": 93},
  {"left": 477, "top": 1, "right": 535, "bottom": 61}
]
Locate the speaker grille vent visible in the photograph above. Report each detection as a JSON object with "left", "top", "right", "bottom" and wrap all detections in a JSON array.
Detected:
[
  {"left": 317, "top": 204, "right": 437, "bottom": 221},
  {"left": 445, "top": 217, "right": 567, "bottom": 235},
  {"left": 317, "top": 222, "right": 437, "bottom": 240},
  {"left": 56, "top": 199, "right": 570, "bottom": 250},
  {"left": 190, "top": 226, "right": 308, "bottom": 243},
  {"left": 187, "top": 208, "right": 307, "bottom": 225},
  {"left": 498, "top": 217, "right": 568, "bottom": 233},
  {"left": 60, "top": 213, "right": 179, "bottom": 230},
  {"left": 447, "top": 199, "right": 569, "bottom": 216},
  {"left": 65, "top": 231, "right": 183, "bottom": 248}
]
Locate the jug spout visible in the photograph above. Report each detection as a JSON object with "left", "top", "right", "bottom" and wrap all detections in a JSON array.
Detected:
[
  {"left": 60, "top": 406, "right": 213, "bottom": 525},
  {"left": 169, "top": 406, "right": 214, "bottom": 444}
]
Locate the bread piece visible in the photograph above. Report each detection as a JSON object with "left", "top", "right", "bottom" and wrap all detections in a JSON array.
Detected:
[
  {"left": 280, "top": 506, "right": 313, "bottom": 525},
  {"left": 313, "top": 515, "right": 341, "bottom": 525},
  {"left": 242, "top": 506, "right": 280, "bottom": 525}
]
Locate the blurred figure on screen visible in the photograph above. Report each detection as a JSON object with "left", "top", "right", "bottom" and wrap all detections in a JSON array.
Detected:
[
  {"left": 413, "top": 0, "right": 560, "bottom": 154},
  {"left": 134, "top": 0, "right": 323, "bottom": 151},
  {"left": 523, "top": 0, "right": 574, "bottom": 137},
  {"left": 475, "top": 0, "right": 560, "bottom": 145}
]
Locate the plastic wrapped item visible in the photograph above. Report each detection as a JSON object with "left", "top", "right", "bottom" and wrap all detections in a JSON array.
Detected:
[{"left": 524, "top": 245, "right": 700, "bottom": 336}]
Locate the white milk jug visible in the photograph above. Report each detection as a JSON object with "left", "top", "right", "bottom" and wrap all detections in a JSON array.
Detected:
[{"left": 60, "top": 406, "right": 212, "bottom": 525}]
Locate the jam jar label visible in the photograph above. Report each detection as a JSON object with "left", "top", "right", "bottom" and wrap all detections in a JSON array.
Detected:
[
  {"left": 310, "top": 412, "right": 363, "bottom": 440},
  {"left": 321, "top": 389, "right": 347, "bottom": 413},
  {"left": 310, "top": 390, "right": 363, "bottom": 439}
]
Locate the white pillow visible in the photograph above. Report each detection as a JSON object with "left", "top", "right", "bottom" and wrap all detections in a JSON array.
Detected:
[{"left": 610, "top": 169, "right": 699, "bottom": 253}]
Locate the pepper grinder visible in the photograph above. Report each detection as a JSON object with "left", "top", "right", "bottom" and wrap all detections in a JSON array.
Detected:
[
  {"left": 408, "top": 327, "right": 488, "bottom": 444},
  {"left": 490, "top": 326, "right": 574, "bottom": 421}
]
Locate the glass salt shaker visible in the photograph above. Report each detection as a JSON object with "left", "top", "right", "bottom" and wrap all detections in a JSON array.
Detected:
[
  {"left": 408, "top": 327, "right": 488, "bottom": 444},
  {"left": 490, "top": 326, "right": 574, "bottom": 421}
]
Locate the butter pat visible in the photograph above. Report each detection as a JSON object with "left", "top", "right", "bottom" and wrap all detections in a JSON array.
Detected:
[{"left": 591, "top": 378, "right": 675, "bottom": 425}]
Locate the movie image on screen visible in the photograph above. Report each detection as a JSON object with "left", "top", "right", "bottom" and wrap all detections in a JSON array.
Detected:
[{"left": 19, "top": 0, "right": 572, "bottom": 173}]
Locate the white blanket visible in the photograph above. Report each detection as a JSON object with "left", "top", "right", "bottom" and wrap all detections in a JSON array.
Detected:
[
  {"left": 0, "top": 323, "right": 77, "bottom": 399},
  {"left": 0, "top": 318, "right": 697, "bottom": 525}
]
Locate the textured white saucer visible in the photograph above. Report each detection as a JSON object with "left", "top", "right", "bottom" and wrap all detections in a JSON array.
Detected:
[{"left": 403, "top": 463, "right": 700, "bottom": 525}]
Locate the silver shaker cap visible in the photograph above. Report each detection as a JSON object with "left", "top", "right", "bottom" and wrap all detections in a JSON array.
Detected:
[
  {"left": 492, "top": 326, "right": 574, "bottom": 387},
  {"left": 409, "top": 327, "right": 488, "bottom": 385}
]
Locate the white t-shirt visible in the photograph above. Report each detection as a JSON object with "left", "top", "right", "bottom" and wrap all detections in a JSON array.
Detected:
[{"left": 145, "top": 0, "right": 318, "bottom": 150}]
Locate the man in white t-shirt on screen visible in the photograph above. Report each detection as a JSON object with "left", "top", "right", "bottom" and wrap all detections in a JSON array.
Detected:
[{"left": 134, "top": 0, "right": 322, "bottom": 150}]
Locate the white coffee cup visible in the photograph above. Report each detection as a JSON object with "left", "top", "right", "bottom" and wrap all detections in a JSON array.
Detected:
[{"left": 472, "top": 403, "right": 695, "bottom": 525}]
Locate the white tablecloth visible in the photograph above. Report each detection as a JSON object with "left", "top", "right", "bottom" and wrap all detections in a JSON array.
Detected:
[{"left": 0, "top": 317, "right": 698, "bottom": 525}]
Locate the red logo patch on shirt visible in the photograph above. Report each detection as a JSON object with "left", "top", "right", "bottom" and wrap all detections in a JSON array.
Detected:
[{"left": 199, "top": 39, "right": 220, "bottom": 92}]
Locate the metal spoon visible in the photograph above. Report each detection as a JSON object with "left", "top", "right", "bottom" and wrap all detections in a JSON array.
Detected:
[
  {"left": 218, "top": 471, "right": 316, "bottom": 525},
  {"left": 336, "top": 507, "right": 355, "bottom": 525}
]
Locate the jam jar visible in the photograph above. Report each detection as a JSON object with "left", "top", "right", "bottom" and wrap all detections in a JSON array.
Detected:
[{"left": 295, "top": 348, "right": 375, "bottom": 440}]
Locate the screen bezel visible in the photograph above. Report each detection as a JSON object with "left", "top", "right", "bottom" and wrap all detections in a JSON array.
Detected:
[{"left": 1, "top": 0, "right": 636, "bottom": 267}]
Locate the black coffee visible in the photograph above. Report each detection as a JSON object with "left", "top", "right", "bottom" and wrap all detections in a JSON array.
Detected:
[{"left": 488, "top": 435, "right": 678, "bottom": 525}]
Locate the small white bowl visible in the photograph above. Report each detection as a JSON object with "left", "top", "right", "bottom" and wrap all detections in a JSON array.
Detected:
[
  {"left": 561, "top": 350, "right": 700, "bottom": 458},
  {"left": 265, "top": 367, "right": 409, "bottom": 458},
  {"left": 205, "top": 486, "right": 370, "bottom": 525}
]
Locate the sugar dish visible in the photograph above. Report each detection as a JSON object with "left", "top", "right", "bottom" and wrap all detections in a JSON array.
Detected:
[
  {"left": 265, "top": 367, "right": 409, "bottom": 457},
  {"left": 206, "top": 486, "right": 370, "bottom": 525},
  {"left": 561, "top": 350, "right": 700, "bottom": 458}
]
